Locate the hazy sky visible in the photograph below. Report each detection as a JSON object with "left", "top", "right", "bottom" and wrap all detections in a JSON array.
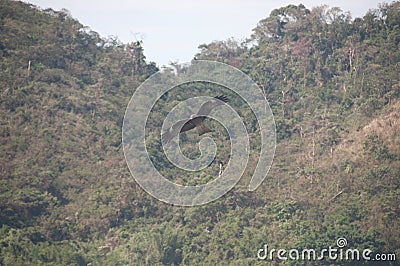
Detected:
[{"left": 24, "top": 0, "right": 387, "bottom": 67}]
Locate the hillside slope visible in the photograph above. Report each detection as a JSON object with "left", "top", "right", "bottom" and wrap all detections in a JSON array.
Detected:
[{"left": 1, "top": 1, "right": 399, "bottom": 265}]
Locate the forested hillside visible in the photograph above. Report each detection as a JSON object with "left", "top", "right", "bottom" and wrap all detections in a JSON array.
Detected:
[{"left": 0, "top": 0, "right": 399, "bottom": 265}]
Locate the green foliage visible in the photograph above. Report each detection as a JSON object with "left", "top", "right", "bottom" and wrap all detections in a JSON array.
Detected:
[
  {"left": 1, "top": 1, "right": 399, "bottom": 265},
  {"left": 265, "top": 200, "right": 299, "bottom": 222}
]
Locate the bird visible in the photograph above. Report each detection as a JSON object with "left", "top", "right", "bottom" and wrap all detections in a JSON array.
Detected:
[{"left": 161, "top": 95, "right": 229, "bottom": 143}]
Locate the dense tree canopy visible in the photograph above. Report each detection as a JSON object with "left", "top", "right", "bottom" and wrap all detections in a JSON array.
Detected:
[{"left": 0, "top": 1, "right": 399, "bottom": 265}]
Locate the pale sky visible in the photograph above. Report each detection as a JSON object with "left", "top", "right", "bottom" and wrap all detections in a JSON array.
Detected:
[{"left": 24, "top": 0, "right": 387, "bottom": 67}]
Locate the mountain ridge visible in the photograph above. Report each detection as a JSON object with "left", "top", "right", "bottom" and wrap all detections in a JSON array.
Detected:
[{"left": 1, "top": 1, "right": 399, "bottom": 265}]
